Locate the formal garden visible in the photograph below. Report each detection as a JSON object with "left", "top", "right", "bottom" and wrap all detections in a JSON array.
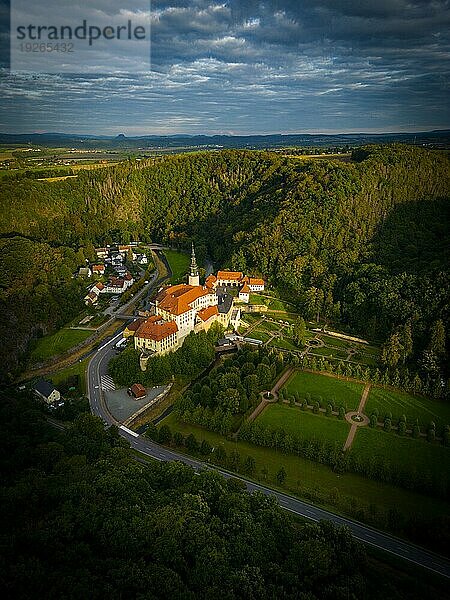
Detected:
[{"left": 151, "top": 344, "right": 450, "bottom": 552}]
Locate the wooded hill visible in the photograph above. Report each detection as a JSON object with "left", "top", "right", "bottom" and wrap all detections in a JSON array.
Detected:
[
  {"left": 0, "top": 146, "right": 449, "bottom": 382},
  {"left": 3, "top": 390, "right": 446, "bottom": 600}
]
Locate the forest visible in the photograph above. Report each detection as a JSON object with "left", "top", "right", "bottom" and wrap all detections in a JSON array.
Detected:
[
  {"left": 0, "top": 145, "right": 449, "bottom": 384},
  {"left": 1, "top": 389, "right": 447, "bottom": 600}
]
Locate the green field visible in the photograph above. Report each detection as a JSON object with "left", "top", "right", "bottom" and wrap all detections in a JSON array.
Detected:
[
  {"left": 352, "top": 426, "right": 450, "bottom": 481},
  {"left": 285, "top": 371, "right": 364, "bottom": 410},
  {"left": 268, "top": 337, "right": 299, "bottom": 351},
  {"left": 158, "top": 412, "right": 449, "bottom": 523},
  {"left": 164, "top": 249, "right": 190, "bottom": 283},
  {"left": 49, "top": 356, "right": 90, "bottom": 394},
  {"left": 351, "top": 353, "right": 379, "bottom": 367},
  {"left": 257, "top": 403, "right": 350, "bottom": 445},
  {"left": 249, "top": 293, "right": 268, "bottom": 305},
  {"left": 246, "top": 330, "right": 271, "bottom": 342},
  {"left": 309, "top": 346, "right": 349, "bottom": 359},
  {"left": 268, "top": 298, "right": 294, "bottom": 311},
  {"left": 258, "top": 319, "right": 282, "bottom": 332},
  {"left": 318, "top": 335, "right": 351, "bottom": 349},
  {"left": 30, "top": 328, "right": 92, "bottom": 361},
  {"left": 364, "top": 387, "right": 450, "bottom": 430}
]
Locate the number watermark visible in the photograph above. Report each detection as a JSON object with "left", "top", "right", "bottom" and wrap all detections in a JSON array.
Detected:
[{"left": 10, "top": 1, "right": 151, "bottom": 73}]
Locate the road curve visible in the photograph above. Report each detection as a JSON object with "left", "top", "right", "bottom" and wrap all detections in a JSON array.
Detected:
[{"left": 87, "top": 322, "right": 450, "bottom": 581}]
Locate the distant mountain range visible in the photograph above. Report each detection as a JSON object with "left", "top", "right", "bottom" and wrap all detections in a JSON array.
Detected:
[{"left": 0, "top": 129, "right": 449, "bottom": 149}]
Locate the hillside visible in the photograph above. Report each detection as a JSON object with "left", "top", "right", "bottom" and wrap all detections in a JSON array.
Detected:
[{"left": 0, "top": 146, "right": 449, "bottom": 380}]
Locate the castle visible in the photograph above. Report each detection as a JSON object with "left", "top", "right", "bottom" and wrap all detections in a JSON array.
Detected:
[{"left": 130, "top": 245, "right": 265, "bottom": 365}]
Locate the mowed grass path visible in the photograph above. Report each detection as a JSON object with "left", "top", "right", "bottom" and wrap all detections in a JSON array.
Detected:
[
  {"left": 365, "top": 386, "right": 450, "bottom": 430},
  {"left": 352, "top": 427, "right": 450, "bottom": 482},
  {"left": 285, "top": 371, "right": 364, "bottom": 410},
  {"left": 159, "top": 412, "right": 449, "bottom": 522},
  {"left": 257, "top": 404, "right": 350, "bottom": 446},
  {"left": 30, "top": 328, "right": 91, "bottom": 361},
  {"left": 164, "top": 249, "right": 190, "bottom": 283}
]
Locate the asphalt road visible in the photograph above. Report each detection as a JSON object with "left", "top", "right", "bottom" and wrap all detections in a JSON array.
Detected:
[{"left": 87, "top": 311, "right": 450, "bottom": 581}]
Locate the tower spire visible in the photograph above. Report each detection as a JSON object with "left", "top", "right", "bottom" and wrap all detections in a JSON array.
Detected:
[
  {"left": 189, "top": 242, "right": 200, "bottom": 286},
  {"left": 190, "top": 242, "right": 198, "bottom": 276}
]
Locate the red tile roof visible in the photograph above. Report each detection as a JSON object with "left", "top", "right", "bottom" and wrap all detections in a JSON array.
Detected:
[
  {"left": 240, "top": 284, "right": 250, "bottom": 294},
  {"left": 126, "top": 319, "right": 145, "bottom": 332},
  {"left": 130, "top": 383, "right": 146, "bottom": 398},
  {"left": 124, "top": 272, "right": 133, "bottom": 281},
  {"left": 156, "top": 284, "right": 209, "bottom": 316},
  {"left": 197, "top": 305, "right": 218, "bottom": 322},
  {"left": 205, "top": 274, "right": 217, "bottom": 289},
  {"left": 110, "top": 277, "right": 124, "bottom": 288},
  {"left": 92, "top": 264, "right": 104, "bottom": 271},
  {"left": 94, "top": 282, "right": 105, "bottom": 290},
  {"left": 217, "top": 270, "right": 243, "bottom": 281},
  {"left": 249, "top": 278, "right": 264, "bottom": 286},
  {"left": 136, "top": 317, "right": 178, "bottom": 341}
]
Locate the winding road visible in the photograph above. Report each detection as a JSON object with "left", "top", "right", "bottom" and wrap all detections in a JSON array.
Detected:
[{"left": 86, "top": 272, "right": 450, "bottom": 581}]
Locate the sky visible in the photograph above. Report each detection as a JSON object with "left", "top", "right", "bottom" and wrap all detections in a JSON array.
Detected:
[{"left": 1, "top": 0, "right": 449, "bottom": 135}]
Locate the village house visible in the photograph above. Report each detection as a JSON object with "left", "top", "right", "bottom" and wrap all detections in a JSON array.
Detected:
[
  {"left": 95, "top": 247, "right": 109, "bottom": 259},
  {"left": 238, "top": 283, "right": 250, "bottom": 303},
  {"left": 78, "top": 266, "right": 92, "bottom": 278},
  {"left": 92, "top": 264, "right": 105, "bottom": 276},
  {"left": 128, "top": 383, "right": 147, "bottom": 399},
  {"left": 33, "top": 380, "right": 60, "bottom": 404}
]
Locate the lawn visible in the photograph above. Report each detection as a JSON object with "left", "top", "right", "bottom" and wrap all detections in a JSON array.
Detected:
[
  {"left": 246, "top": 330, "right": 271, "bottom": 342},
  {"left": 30, "top": 328, "right": 92, "bottom": 361},
  {"left": 268, "top": 298, "right": 295, "bottom": 311},
  {"left": 49, "top": 357, "right": 90, "bottom": 394},
  {"left": 269, "top": 337, "right": 299, "bottom": 351},
  {"left": 164, "top": 249, "right": 190, "bottom": 283},
  {"left": 318, "top": 334, "right": 351, "bottom": 349},
  {"left": 285, "top": 371, "right": 364, "bottom": 410},
  {"left": 257, "top": 403, "right": 350, "bottom": 446},
  {"left": 364, "top": 387, "right": 450, "bottom": 430},
  {"left": 351, "top": 426, "right": 450, "bottom": 483},
  {"left": 158, "top": 412, "right": 449, "bottom": 524},
  {"left": 258, "top": 319, "right": 282, "bottom": 333},
  {"left": 309, "top": 346, "right": 349, "bottom": 359},
  {"left": 249, "top": 293, "right": 268, "bottom": 305},
  {"left": 351, "top": 353, "right": 379, "bottom": 367}
]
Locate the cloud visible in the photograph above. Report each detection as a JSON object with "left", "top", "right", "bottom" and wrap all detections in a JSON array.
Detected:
[{"left": 0, "top": 0, "right": 449, "bottom": 133}]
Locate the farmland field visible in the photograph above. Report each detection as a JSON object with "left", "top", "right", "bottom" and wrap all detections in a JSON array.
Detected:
[
  {"left": 364, "top": 386, "right": 450, "bottom": 430},
  {"left": 257, "top": 403, "right": 350, "bottom": 445},
  {"left": 30, "top": 328, "right": 92, "bottom": 361},
  {"left": 285, "top": 370, "right": 364, "bottom": 410}
]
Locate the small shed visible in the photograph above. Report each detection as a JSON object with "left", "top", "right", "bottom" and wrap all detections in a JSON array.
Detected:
[{"left": 129, "top": 383, "right": 146, "bottom": 399}]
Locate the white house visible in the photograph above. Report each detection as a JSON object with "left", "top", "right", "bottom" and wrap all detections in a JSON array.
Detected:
[
  {"left": 246, "top": 277, "right": 265, "bottom": 291},
  {"left": 78, "top": 266, "right": 92, "bottom": 278},
  {"left": 34, "top": 380, "right": 60, "bottom": 404},
  {"left": 238, "top": 283, "right": 250, "bottom": 303},
  {"left": 103, "top": 277, "right": 126, "bottom": 294}
]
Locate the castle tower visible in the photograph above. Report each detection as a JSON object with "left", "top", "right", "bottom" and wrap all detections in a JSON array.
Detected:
[{"left": 188, "top": 242, "right": 200, "bottom": 286}]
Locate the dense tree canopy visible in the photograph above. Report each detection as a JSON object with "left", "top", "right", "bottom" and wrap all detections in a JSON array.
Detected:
[{"left": 0, "top": 391, "right": 373, "bottom": 600}]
